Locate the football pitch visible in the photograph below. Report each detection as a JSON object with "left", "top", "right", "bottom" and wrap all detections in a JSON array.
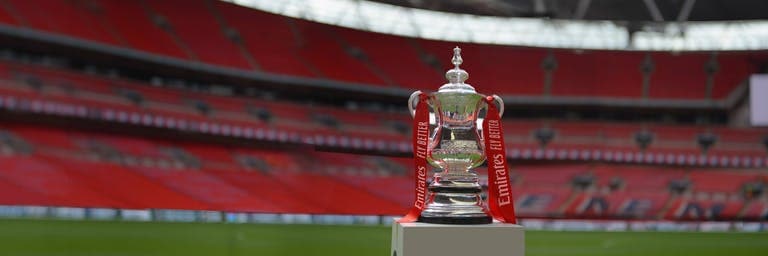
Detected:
[{"left": 0, "top": 219, "right": 767, "bottom": 256}]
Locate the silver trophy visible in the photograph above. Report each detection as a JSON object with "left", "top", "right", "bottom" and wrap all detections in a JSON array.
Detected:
[{"left": 408, "top": 47, "right": 504, "bottom": 224}]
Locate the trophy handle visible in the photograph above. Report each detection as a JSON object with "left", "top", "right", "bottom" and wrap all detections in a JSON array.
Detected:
[
  {"left": 491, "top": 94, "right": 504, "bottom": 117},
  {"left": 408, "top": 91, "right": 423, "bottom": 118}
]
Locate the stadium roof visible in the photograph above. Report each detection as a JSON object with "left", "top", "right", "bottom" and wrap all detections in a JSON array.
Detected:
[
  {"left": 370, "top": 0, "right": 768, "bottom": 21},
  {"left": 227, "top": 0, "right": 768, "bottom": 51}
]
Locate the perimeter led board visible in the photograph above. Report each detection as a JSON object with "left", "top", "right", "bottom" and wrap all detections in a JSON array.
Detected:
[{"left": 751, "top": 74, "right": 768, "bottom": 126}]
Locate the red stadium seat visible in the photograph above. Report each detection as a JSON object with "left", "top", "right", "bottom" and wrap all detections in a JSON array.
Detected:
[
  {"left": 208, "top": 169, "right": 327, "bottom": 213},
  {"left": 270, "top": 171, "right": 406, "bottom": 215},
  {"left": 552, "top": 51, "right": 643, "bottom": 98},
  {"left": 93, "top": 0, "right": 188, "bottom": 58},
  {"left": 47, "top": 157, "right": 210, "bottom": 210},
  {"left": 648, "top": 53, "right": 709, "bottom": 99},
  {"left": 0, "top": 155, "right": 127, "bottom": 208},
  {"left": 5, "top": 0, "right": 118, "bottom": 44},
  {"left": 145, "top": 0, "right": 252, "bottom": 69},
  {"left": 130, "top": 166, "right": 282, "bottom": 212},
  {"left": 214, "top": 1, "right": 317, "bottom": 77},
  {"left": 335, "top": 28, "right": 443, "bottom": 89},
  {"left": 293, "top": 20, "right": 387, "bottom": 85}
]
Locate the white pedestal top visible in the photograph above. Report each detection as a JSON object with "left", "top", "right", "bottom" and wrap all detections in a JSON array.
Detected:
[{"left": 391, "top": 220, "right": 525, "bottom": 256}]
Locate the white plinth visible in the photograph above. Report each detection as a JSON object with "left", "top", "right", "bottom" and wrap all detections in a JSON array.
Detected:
[{"left": 391, "top": 220, "right": 525, "bottom": 256}]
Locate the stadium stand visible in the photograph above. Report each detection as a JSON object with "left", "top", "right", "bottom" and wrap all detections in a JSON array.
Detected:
[
  {"left": 1, "top": 58, "right": 765, "bottom": 164},
  {"left": 0, "top": 0, "right": 760, "bottom": 98},
  {"left": 3, "top": 0, "right": 119, "bottom": 45},
  {"left": 213, "top": 1, "right": 316, "bottom": 77},
  {"left": 144, "top": 0, "right": 253, "bottom": 68},
  {"left": 0, "top": 0, "right": 765, "bottom": 222},
  {"left": 1, "top": 120, "right": 767, "bottom": 219},
  {"left": 93, "top": 0, "right": 189, "bottom": 58}
]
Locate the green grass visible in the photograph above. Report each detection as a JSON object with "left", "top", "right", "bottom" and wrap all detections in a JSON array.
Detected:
[
  {"left": 0, "top": 219, "right": 766, "bottom": 256},
  {"left": 526, "top": 230, "right": 768, "bottom": 256}
]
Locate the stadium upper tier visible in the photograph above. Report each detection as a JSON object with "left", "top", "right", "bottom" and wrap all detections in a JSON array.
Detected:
[
  {"left": 1, "top": 60, "right": 767, "bottom": 167},
  {"left": 0, "top": 0, "right": 764, "bottom": 99}
]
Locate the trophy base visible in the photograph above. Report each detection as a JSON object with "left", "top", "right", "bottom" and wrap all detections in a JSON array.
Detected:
[
  {"left": 420, "top": 171, "right": 490, "bottom": 225},
  {"left": 418, "top": 215, "right": 492, "bottom": 224}
]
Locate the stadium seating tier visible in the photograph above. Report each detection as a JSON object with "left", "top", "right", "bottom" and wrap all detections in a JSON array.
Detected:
[{"left": 0, "top": 0, "right": 759, "bottom": 99}]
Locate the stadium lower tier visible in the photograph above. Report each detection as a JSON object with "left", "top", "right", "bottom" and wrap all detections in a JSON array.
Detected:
[{"left": 0, "top": 124, "right": 766, "bottom": 220}]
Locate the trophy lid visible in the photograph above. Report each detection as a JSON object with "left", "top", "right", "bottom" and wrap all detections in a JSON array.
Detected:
[{"left": 439, "top": 47, "right": 476, "bottom": 93}]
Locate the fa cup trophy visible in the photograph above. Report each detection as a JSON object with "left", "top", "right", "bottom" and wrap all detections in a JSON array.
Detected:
[
  {"left": 403, "top": 47, "right": 516, "bottom": 225},
  {"left": 393, "top": 47, "right": 523, "bottom": 256}
]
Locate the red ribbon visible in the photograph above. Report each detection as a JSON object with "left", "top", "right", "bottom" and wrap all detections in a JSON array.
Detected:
[
  {"left": 482, "top": 96, "right": 517, "bottom": 224},
  {"left": 399, "top": 94, "right": 517, "bottom": 224},
  {"left": 399, "top": 93, "right": 430, "bottom": 223}
]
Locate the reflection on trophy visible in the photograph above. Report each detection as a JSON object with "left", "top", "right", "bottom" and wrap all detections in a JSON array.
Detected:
[{"left": 408, "top": 47, "right": 504, "bottom": 224}]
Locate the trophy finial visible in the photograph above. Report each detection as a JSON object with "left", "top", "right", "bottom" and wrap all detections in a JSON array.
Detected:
[
  {"left": 452, "top": 46, "right": 462, "bottom": 68},
  {"left": 445, "top": 46, "right": 469, "bottom": 84}
]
